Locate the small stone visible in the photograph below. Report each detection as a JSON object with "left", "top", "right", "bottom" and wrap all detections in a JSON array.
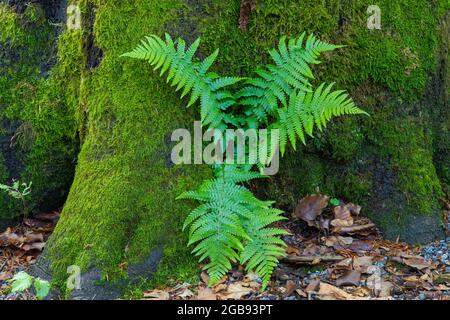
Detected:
[{"left": 418, "top": 293, "right": 426, "bottom": 300}]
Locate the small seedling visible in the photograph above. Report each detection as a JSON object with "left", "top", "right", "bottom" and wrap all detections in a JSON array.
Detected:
[
  {"left": 8, "top": 271, "right": 50, "bottom": 300},
  {"left": 0, "top": 180, "right": 32, "bottom": 216}
]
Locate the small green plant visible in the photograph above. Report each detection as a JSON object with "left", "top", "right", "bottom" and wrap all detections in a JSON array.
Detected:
[
  {"left": 123, "top": 33, "right": 367, "bottom": 289},
  {"left": 329, "top": 198, "right": 340, "bottom": 206},
  {"left": 8, "top": 271, "right": 50, "bottom": 300},
  {"left": 0, "top": 180, "right": 32, "bottom": 216}
]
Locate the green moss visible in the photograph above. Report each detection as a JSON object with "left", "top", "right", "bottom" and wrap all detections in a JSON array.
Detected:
[
  {"left": 199, "top": 0, "right": 444, "bottom": 100},
  {"left": 2, "top": 1, "right": 83, "bottom": 217},
  {"left": 366, "top": 109, "right": 443, "bottom": 214},
  {"left": 0, "top": 153, "right": 13, "bottom": 217},
  {"left": 0, "top": 4, "right": 25, "bottom": 44}
]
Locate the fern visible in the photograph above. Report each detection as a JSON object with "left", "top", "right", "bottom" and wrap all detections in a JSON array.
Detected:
[
  {"left": 237, "top": 33, "right": 343, "bottom": 122},
  {"left": 123, "top": 33, "right": 367, "bottom": 290},
  {"left": 178, "top": 165, "right": 285, "bottom": 288},
  {"left": 121, "top": 34, "right": 242, "bottom": 129},
  {"left": 273, "top": 83, "right": 368, "bottom": 154}
]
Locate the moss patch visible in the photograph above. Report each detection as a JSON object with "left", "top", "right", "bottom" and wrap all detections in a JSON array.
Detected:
[
  {"left": 46, "top": 0, "right": 210, "bottom": 292},
  {"left": 0, "top": 2, "right": 79, "bottom": 217}
]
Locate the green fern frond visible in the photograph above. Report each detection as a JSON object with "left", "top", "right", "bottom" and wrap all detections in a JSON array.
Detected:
[
  {"left": 275, "top": 83, "right": 367, "bottom": 154},
  {"left": 241, "top": 208, "right": 289, "bottom": 289},
  {"left": 237, "top": 33, "right": 344, "bottom": 122},
  {"left": 180, "top": 165, "right": 286, "bottom": 287},
  {"left": 122, "top": 34, "right": 242, "bottom": 127}
]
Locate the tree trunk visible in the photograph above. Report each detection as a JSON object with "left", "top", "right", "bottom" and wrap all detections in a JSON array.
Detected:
[{"left": 0, "top": 0, "right": 447, "bottom": 297}]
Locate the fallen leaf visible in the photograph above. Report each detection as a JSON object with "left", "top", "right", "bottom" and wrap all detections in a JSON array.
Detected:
[
  {"left": 213, "top": 283, "right": 228, "bottom": 293},
  {"left": 402, "top": 256, "right": 432, "bottom": 270},
  {"left": 317, "top": 282, "right": 359, "bottom": 300},
  {"left": 143, "top": 289, "right": 170, "bottom": 300},
  {"left": 197, "top": 287, "right": 217, "bottom": 300},
  {"left": 349, "top": 240, "right": 373, "bottom": 253},
  {"left": 378, "top": 281, "right": 393, "bottom": 297},
  {"left": 336, "top": 258, "right": 353, "bottom": 268},
  {"left": 435, "top": 284, "right": 450, "bottom": 291},
  {"left": 24, "top": 232, "right": 44, "bottom": 244},
  {"left": 21, "top": 242, "right": 46, "bottom": 251},
  {"left": 294, "top": 195, "right": 329, "bottom": 226},
  {"left": 284, "top": 280, "right": 297, "bottom": 297},
  {"left": 222, "top": 283, "right": 252, "bottom": 300},
  {"left": 23, "top": 218, "right": 53, "bottom": 232},
  {"left": 33, "top": 212, "right": 60, "bottom": 222},
  {"left": 325, "top": 236, "right": 353, "bottom": 248},
  {"left": 336, "top": 270, "right": 361, "bottom": 287},
  {"left": 345, "top": 203, "right": 362, "bottom": 215},
  {"left": 200, "top": 271, "right": 209, "bottom": 284},
  {"left": 331, "top": 205, "right": 354, "bottom": 227},
  {"left": 0, "top": 272, "right": 12, "bottom": 281},
  {"left": 273, "top": 268, "right": 290, "bottom": 281},
  {"left": 177, "top": 288, "right": 194, "bottom": 299},
  {"left": 353, "top": 256, "right": 373, "bottom": 273},
  {"left": 286, "top": 245, "right": 300, "bottom": 255},
  {"left": 305, "top": 280, "right": 320, "bottom": 293},
  {"left": 295, "top": 288, "right": 307, "bottom": 298}
]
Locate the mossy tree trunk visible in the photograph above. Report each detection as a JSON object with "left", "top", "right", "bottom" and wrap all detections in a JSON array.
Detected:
[{"left": 0, "top": 0, "right": 448, "bottom": 295}]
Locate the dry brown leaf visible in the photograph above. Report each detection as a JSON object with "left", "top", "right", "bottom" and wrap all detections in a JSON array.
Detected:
[
  {"left": 177, "top": 288, "right": 194, "bottom": 299},
  {"left": 317, "top": 282, "right": 359, "bottom": 300},
  {"left": 325, "top": 236, "right": 353, "bottom": 248},
  {"left": 435, "top": 284, "right": 450, "bottom": 291},
  {"left": 286, "top": 245, "right": 300, "bottom": 255},
  {"left": 331, "top": 205, "right": 354, "bottom": 227},
  {"left": 345, "top": 203, "right": 362, "bottom": 215},
  {"left": 24, "top": 232, "right": 44, "bottom": 243},
  {"left": 305, "top": 279, "right": 320, "bottom": 293},
  {"left": 0, "top": 272, "right": 12, "bottom": 281},
  {"left": 200, "top": 271, "right": 209, "bottom": 284},
  {"left": 353, "top": 256, "right": 373, "bottom": 273},
  {"left": 379, "top": 281, "right": 394, "bottom": 297},
  {"left": 295, "top": 288, "right": 307, "bottom": 298},
  {"left": 349, "top": 240, "right": 373, "bottom": 253},
  {"left": 21, "top": 242, "right": 45, "bottom": 251},
  {"left": 213, "top": 283, "right": 228, "bottom": 293},
  {"left": 197, "top": 287, "right": 217, "bottom": 300},
  {"left": 294, "top": 194, "right": 329, "bottom": 226},
  {"left": 221, "top": 283, "right": 252, "bottom": 300},
  {"left": 336, "top": 270, "right": 361, "bottom": 287},
  {"left": 402, "top": 256, "right": 432, "bottom": 270},
  {"left": 143, "top": 289, "right": 170, "bottom": 300},
  {"left": 284, "top": 280, "right": 297, "bottom": 297},
  {"left": 336, "top": 258, "right": 353, "bottom": 268}
]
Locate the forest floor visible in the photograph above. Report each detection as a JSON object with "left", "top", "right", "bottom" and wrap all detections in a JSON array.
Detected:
[{"left": 0, "top": 196, "right": 449, "bottom": 300}]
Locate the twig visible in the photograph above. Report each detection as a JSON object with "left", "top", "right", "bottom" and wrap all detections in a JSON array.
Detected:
[
  {"left": 281, "top": 255, "right": 345, "bottom": 264},
  {"left": 333, "top": 223, "right": 376, "bottom": 234},
  {"left": 0, "top": 258, "right": 8, "bottom": 273}
]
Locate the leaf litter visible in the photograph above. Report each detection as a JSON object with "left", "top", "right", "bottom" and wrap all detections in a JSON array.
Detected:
[
  {"left": 1, "top": 196, "right": 448, "bottom": 301},
  {"left": 0, "top": 212, "right": 59, "bottom": 300},
  {"left": 143, "top": 195, "right": 449, "bottom": 301}
]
